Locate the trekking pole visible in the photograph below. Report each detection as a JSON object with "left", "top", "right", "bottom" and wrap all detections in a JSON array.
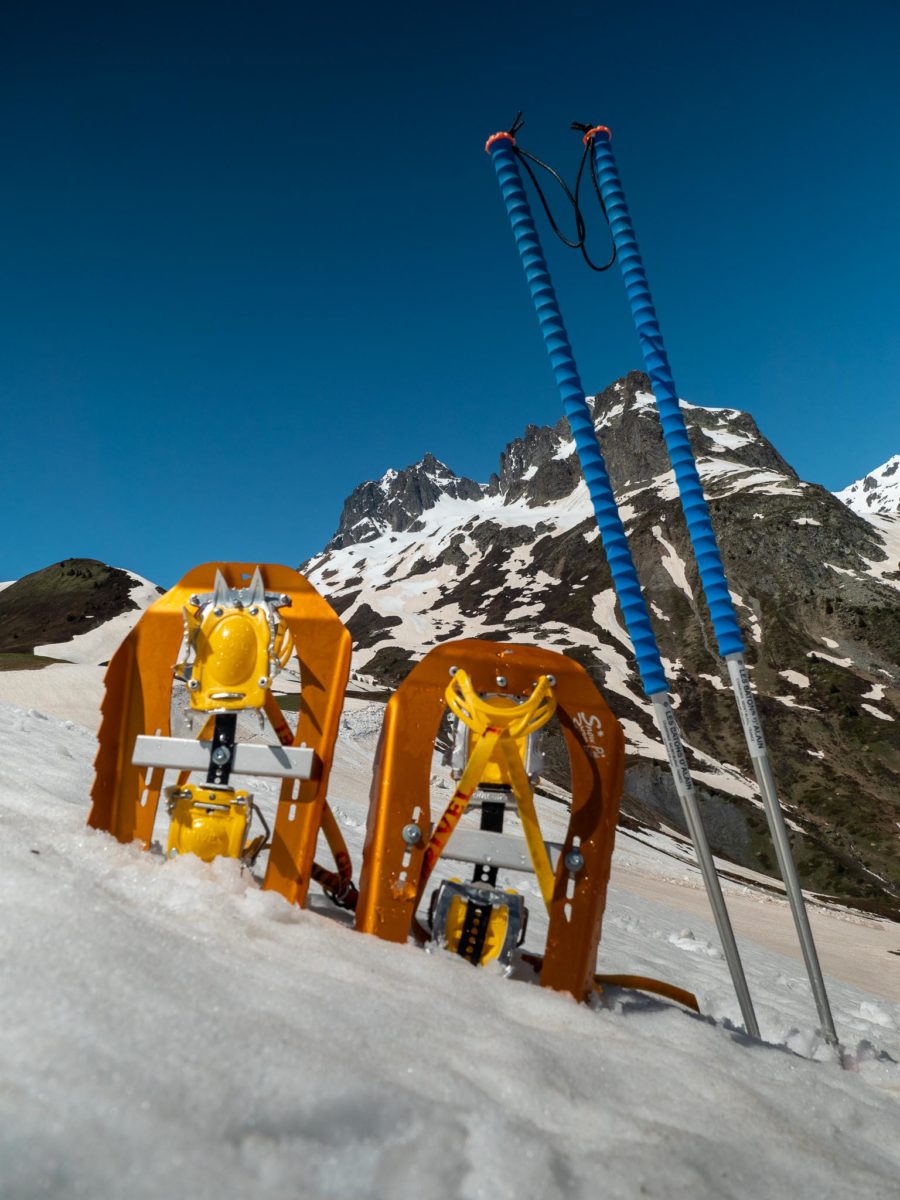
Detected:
[
  {"left": 486, "top": 129, "right": 760, "bottom": 1039},
  {"left": 585, "top": 125, "right": 838, "bottom": 1045}
]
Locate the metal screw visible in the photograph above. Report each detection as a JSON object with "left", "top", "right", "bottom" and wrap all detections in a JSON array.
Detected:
[
  {"left": 496, "top": 675, "right": 507, "bottom": 688},
  {"left": 211, "top": 745, "right": 231, "bottom": 766},
  {"left": 187, "top": 678, "right": 200, "bottom": 691},
  {"left": 547, "top": 674, "right": 557, "bottom": 686},
  {"left": 213, "top": 606, "right": 224, "bottom": 617},
  {"left": 564, "top": 850, "right": 585, "bottom": 873},
  {"left": 249, "top": 606, "right": 259, "bottom": 616},
  {"left": 401, "top": 822, "right": 422, "bottom": 846},
  {"left": 448, "top": 666, "right": 458, "bottom": 677},
  {"left": 258, "top": 676, "right": 269, "bottom": 688},
  {"left": 189, "top": 594, "right": 200, "bottom": 606}
]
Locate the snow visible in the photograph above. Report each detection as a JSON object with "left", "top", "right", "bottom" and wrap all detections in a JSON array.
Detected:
[
  {"left": 715, "top": 469, "right": 803, "bottom": 498},
  {"left": 836, "top": 455, "right": 900, "bottom": 517},
  {"left": 729, "top": 589, "right": 762, "bottom": 644},
  {"left": 861, "top": 704, "right": 894, "bottom": 723},
  {"left": 779, "top": 670, "right": 810, "bottom": 689},
  {"left": 793, "top": 517, "right": 821, "bottom": 526},
  {"left": 773, "top": 695, "right": 818, "bottom": 712},
  {"left": 701, "top": 428, "right": 752, "bottom": 451},
  {"left": 33, "top": 571, "right": 161, "bottom": 664},
  {"left": 1, "top": 677, "right": 900, "bottom": 1198},
  {"left": 552, "top": 437, "right": 576, "bottom": 460},
  {"left": 652, "top": 525, "right": 693, "bottom": 600},
  {"left": 698, "top": 672, "right": 726, "bottom": 691},
  {"left": 808, "top": 650, "right": 855, "bottom": 669},
  {"left": 592, "top": 589, "right": 633, "bottom": 651},
  {"left": 0, "top": 662, "right": 106, "bottom": 728},
  {"left": 306, "top": 482, "right": 605, "bottom": 682},
  {"left": 595, "top": 402, "right": 627, "bottom": 430},
  {"left": 857, "top": 513, "right": 900, "bottom": 592}
]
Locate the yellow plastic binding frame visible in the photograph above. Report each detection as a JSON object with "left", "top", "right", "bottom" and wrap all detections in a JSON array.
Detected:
[
  {"left": 416, "top": 670, "right": 557, "bottom": 908},
  {"left": 355, "top": 639, "right": 626, "bottom": 1000}
]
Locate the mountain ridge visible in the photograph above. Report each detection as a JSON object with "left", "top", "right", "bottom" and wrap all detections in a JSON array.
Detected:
[{"left": 303, "top": 371, "right": 900, "bottom": 911}]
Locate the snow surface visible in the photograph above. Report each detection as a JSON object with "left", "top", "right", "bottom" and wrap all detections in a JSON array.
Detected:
[
  {"left": 1, "top": 697, "right": 900, "bottom": 1199},
  {"left": 779, "top": 670, "right": 810, "bottom": 689},
  {"left": 0, "top": 663, "right": 106, "bottom": 729},
  {"left": 857, "top": 512, "right": 900, "bottom": 592},
  {"left": 832, "top": 458, "right": 900, "bottom": 592},
  {"left": 32, "top": 571, "right": 162, "bottom": 664},
  {"left": 861, "top": 703, "right": 894, "bottom": 723}
]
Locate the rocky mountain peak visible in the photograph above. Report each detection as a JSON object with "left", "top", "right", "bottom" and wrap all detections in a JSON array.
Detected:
[
  {"left": 326, "top": 372, "right": 805, "bottom": 553},
  {"left": 326, "top": 454, "right": 485, "bottom": 551},
  {"left": 495, "top": 369, "right": 798, "bottom": 512}
]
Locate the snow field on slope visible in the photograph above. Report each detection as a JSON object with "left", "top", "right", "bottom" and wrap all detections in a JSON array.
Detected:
[
  {"left": 32, "top": 571, "right": 162, "bottom": 665},
  {"left": 2, "top": 703, "right": 900, "bottom": 1200}
]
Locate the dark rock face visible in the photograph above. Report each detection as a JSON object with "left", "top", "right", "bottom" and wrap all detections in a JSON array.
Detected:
[
  {"left": 304, "top": 373, "right": 900, "bottom": 913},
  {"left": 0, "top": 559, "right": 156, "bottom": 656},
  {"left": 327, "top": 453, "right": 484, "bottom": 550},
  {"left": 345, "top": 603, "right": 404, "bottom": 650}
]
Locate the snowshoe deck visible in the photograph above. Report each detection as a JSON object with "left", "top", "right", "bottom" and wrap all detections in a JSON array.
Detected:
[
  {"left": 355, "top": 640, "right": 625, "bottom": 1001},
  {"left": 88, "top": 562, "right": 351, "bottom": 907}
]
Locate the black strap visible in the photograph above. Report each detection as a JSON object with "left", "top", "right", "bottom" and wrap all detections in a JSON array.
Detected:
[
  {"left": 504, "top": 112, "right": 616, "bottom": 273},
  {"left": 206, "top": 713, "right": 237, "bottom": 786},
  {"left": 456, "top": 898, "right": 493, "bottom": 964},
  {"left": 473, "top": 798, "right": 505, "bottom": 886}
]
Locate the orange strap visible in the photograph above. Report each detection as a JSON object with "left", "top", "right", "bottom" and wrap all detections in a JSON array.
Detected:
[
  {"left": 416, "top": 726, "right": 502, "bottom": 901},
  {"left": 594, "top": 973, "right": 699, "bottom": 1013}
]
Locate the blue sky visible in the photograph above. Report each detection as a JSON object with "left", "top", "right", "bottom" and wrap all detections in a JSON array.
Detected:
[{"left": 2, "top": 1, "right": 898, "bottom": 586}]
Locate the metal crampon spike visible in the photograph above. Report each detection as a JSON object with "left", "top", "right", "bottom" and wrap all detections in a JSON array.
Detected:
[
  {"left": 212, "top": 569, "right": 230, "bottom": 609},
  {"left": 246, "top": 566, "right": 265, "bottom": 608}
]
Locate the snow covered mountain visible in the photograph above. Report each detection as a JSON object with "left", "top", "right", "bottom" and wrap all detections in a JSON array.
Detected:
[
  {"left": 837, "top": 455, "right": 900, "bottom": 517},
  {"left": 0, "top": 560, "right": 163, "bottom": 728},
  {"left": 305, "top": 373, "right": 900, "bottom": 912},
  {"left": 0, "top": 558, "right": 162, "bottom": 665}
]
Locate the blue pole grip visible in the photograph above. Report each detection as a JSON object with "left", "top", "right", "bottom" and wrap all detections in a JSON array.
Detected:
[
  {"left": 589, "top": 130, "right": 744, "bottom": 658},
  {"left": 487, "top": 133, "right": 668, "bottom": 697}
]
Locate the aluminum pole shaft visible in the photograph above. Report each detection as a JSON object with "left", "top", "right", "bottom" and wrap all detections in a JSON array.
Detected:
[
  {"left": 589, "top": 125, "right": 837, "bottom": 1045},
  {"left": 487, "top": 130, "right": 759, "bottom": 1037}
]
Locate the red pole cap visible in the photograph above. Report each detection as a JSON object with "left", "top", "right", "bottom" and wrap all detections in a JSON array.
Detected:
[
  {"left": 582, "top": 124, "right": 612, "bottom": 145},
  {"left": 485, "top": 131, "right": 516, "bottom": 154}
]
